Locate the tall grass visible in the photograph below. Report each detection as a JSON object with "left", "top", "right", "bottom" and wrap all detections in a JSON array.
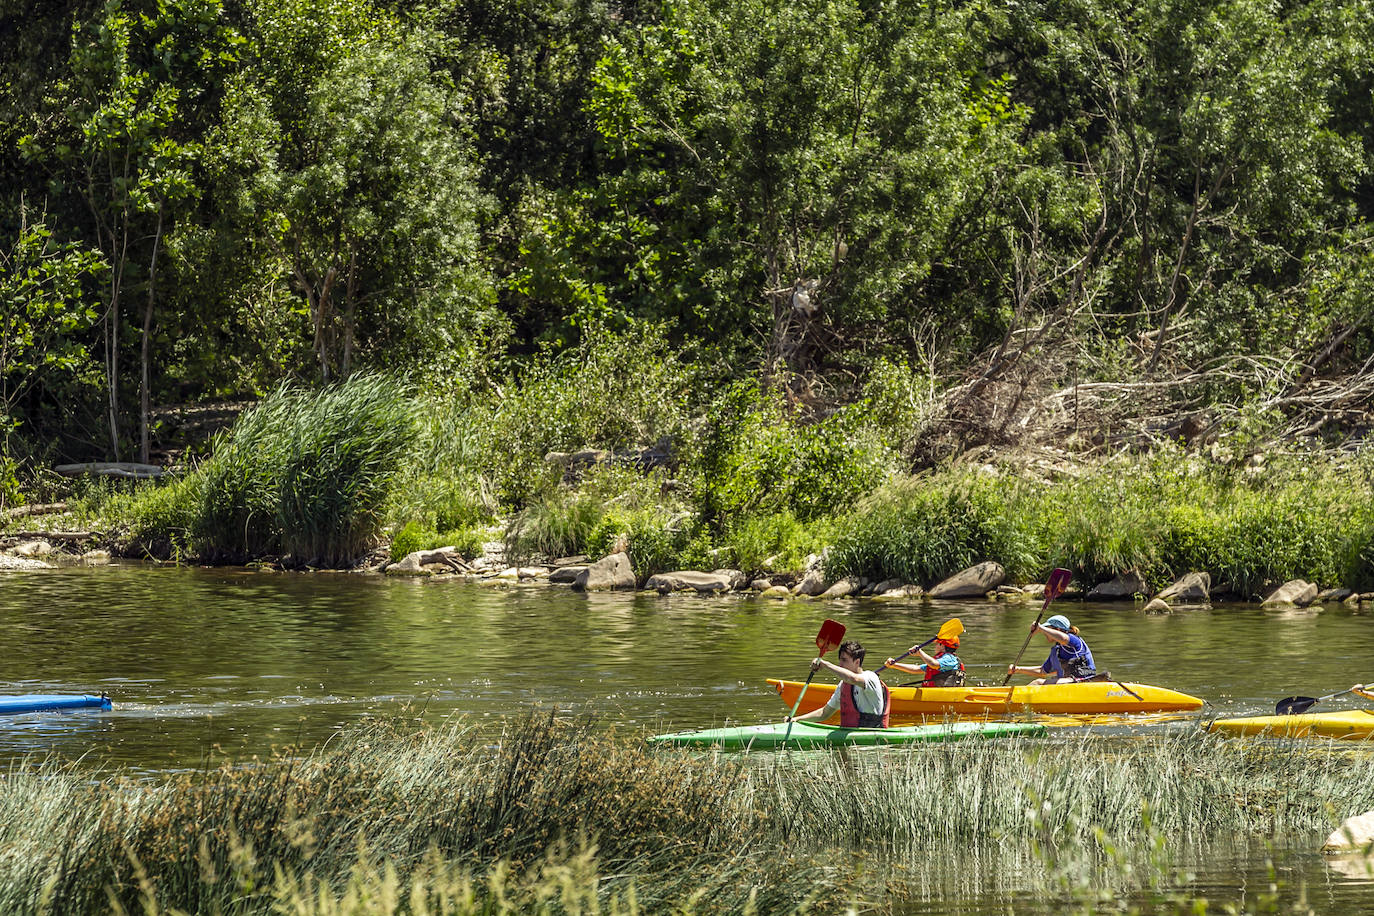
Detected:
[
  {"left": 196, "top": 375, "right": 417, "bottom": 565},
  {"left": 0, "top": 715, "right": 838, "bottom": 915},
  {"left": 824, "top": 471, "right": 1039, "bottom": 584},
  {"left": 0, "top": 715, "right": 1366, "bottom": 914},
  {"left": 824, "top": 449, "right": 1374, "bottom": 593},
  {"left": 771, "top": 727, "right": 1374, "bottom": 848}
]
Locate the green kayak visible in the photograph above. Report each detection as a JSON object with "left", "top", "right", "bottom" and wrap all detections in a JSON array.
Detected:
[{"left": 648, "top": 719, "right": 1047, "bottom": 749}]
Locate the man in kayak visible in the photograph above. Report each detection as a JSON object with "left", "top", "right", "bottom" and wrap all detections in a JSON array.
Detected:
[
  {"left": 1006, "top": 614, "right": 1097, "bottom": 685},
  {"left": 884, "top": 634, "right": 965, "bottom": 687},
  {"left": 786, "top": 640, "right": 890, "bottom": 728}
]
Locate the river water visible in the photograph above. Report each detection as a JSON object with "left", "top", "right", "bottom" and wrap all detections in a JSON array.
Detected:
[{"left": 3, "top": 563, "right": 1374, "bottom": 910}]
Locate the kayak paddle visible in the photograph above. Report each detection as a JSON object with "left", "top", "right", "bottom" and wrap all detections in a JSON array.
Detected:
[
  {"left": 782, "top": 618, "right": 846, "bottom": 745},
  {"left": 882, "top": 618, "right": 964, "bottom": 675},
  {"left": 1003, "top": 568, "right": 1072, "bottom": 686},
  {"left": 1277, "top": 684, "right": 1367, "bottom": 716}
]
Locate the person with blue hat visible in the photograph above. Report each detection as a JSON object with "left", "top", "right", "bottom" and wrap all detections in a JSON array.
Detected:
[{"left": 1006, "top": 614, "right": 1096, "bottom": 685}]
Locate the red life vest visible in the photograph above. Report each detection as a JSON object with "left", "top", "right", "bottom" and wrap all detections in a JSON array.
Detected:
[
  {"left": 839, "top": 677, "right": 890, "bottom": 728},
  {"left": 920, "top": 650, "right": 966, "bottom": 688}
]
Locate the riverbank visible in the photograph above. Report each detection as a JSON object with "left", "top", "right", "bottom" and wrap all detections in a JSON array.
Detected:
[
  {"left": 10, "top": 441, "right": 1374, "bottom": 611},
  {"left": 5, "top": 369, "right": 1374, "bottom": 606},
  {"left": 0, "top": 713, "right": 1367, "bottom": 914}
]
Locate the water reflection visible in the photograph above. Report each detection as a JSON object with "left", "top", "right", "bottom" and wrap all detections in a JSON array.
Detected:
[{"left": 2, "top": 564, "right": 1374, "bottom": 769}]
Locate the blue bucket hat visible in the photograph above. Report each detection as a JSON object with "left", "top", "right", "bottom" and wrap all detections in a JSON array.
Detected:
[{"left": 1045, "top": 614, "right": 1071, "bottom": 631}]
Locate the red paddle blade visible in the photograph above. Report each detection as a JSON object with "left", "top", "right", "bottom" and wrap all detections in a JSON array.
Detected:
[
  {"left": 816, "top": 618, "right": 846, "bottom": 655},
  {"left": 1045, "top": 568, "right": 1072, "bottom": 600}
]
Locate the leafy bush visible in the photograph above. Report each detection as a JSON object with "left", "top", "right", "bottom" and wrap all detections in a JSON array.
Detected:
[
  {"left": 692, "top": 383, "right": 895, "bottom": 528},
  {"left": 478, "top": 323, "right": 693, "bottom": 507},
  {"left": 720, "top": 510, "right": 833, "bottom": 575},
  {"left": 390, "top": 520, "right": 434, "bottom": 561},
  {"left": 825, "top": 472, "right": 1038, "bottom": 584},
  {"left": 390, "top": 520, "right": 487, "bottom": 561},
  {"left": 125, "top": 474, "right": 204, "bottom": 557}
]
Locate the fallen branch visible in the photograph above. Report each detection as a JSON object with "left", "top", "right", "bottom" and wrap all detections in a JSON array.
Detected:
[
  {"left": 3, "top": 502, "right": 68, "bottom": 520},
  {"left": 8, "top": 530, "right": 95, "bottom": 542}
]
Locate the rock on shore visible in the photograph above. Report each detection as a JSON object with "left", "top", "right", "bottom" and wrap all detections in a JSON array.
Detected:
[{"left": 929, "top": 562, "right": 1005, "bottom": 598}]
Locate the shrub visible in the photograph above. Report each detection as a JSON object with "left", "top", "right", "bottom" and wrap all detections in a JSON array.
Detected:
[
  {"left": 824, "top": 472, "right": 1038, "bottom": 584},
  {"left": 478, "top": 323, "right": 693, "bottom": 507},
  {"left": 720, "top": 510, "right": 832, "bottom": 575},
  {"left": 390, "top": 520, "right": 434, "bottom": 561},
  {"left": 391, "top": 520, "right": 488, "bottom": 562},
  {"left": 504, "top": 490, "right": 607, "bottom": 563},
  {"left": 585, "top": 505, "right": 694, "bottom": 576},
  {"left": 692, "top": 384, "right": 895, "bottom": 528}
]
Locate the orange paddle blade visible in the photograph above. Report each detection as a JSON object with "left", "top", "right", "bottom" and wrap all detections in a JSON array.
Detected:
[
  {"left": 816, "top": 619, "right": 846, "bottom": 655},
  {"left": 937, "top": 618, "right": 964, "bottom": 640}
]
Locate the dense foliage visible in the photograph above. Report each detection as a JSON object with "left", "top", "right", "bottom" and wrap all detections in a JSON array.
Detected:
[
  {"left": 5, "top": 0, "right": 1374, "bottom": 575},
  {"left": 2, "top": 0, "right": 1371, "bottom": 462}
]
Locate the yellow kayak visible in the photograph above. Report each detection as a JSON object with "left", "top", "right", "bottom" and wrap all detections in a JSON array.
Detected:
[
  {"left": 768, "top": 678, "right": 1204, "bottom": 722},
  {"left": 1207, "top": 709, "right": 1374, "bottom": 739}
]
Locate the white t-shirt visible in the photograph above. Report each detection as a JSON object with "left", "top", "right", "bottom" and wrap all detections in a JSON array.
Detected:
[{"left": 821, "top": 670, "right": 885, "bottom": 715}]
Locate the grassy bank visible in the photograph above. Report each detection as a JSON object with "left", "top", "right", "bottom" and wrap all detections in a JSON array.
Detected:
[
  {"left": 64, "top": 374, "right": 419, "bottom": 567},
  {"left": 0, "top": 714, "right": 1368, "bottom": 914},
  {"left": 33, "top": 325, "right": 1374, "bottom": 595},
  {"left": 825, "top": 451, "right": 1374, "bottom": 597}
]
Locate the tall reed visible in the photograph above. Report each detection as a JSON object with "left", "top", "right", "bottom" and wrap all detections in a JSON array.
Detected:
[
  {"left": 824, "top": 471, "right": 1039, "bottom": 584},
  {"left": 766, "top": 727, "right": 1374, "bottom": 849},
  {"left": 0, "top": 715, "right": 1366, "bottom": 914},
  {"left": 0, "top": 715, "right": 838, "bottom": 915},
  {"left": 197, "top": 375, "right": 417, "bottom": 565}
]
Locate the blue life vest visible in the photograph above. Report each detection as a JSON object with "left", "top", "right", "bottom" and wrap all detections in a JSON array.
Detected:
[{"left": 1046, "top": 635, "right": 1096, "bottom": 680}]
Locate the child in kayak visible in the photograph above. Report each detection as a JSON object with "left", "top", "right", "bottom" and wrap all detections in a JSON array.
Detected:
[
  {"left": 884, "top": 634, "right": 965, "bottom": 687},
  {"left": 787, "top": 640, "right": 890, "bottom": 728},
  {"left": 1006, "top": 614, "right": 1097, "bottom": 685}
]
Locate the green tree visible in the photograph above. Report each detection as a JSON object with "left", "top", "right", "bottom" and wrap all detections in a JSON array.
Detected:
[
  {"left": 20, "top": 0, "right": 240, "bottom": 460},
  {"left": 0, "top": 211, "right": 106, "bottom": 450},
  {"left": 214, "top": 0, "right": 499, "bottom": 384}
]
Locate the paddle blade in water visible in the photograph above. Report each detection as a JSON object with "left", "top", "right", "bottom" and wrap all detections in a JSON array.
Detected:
[
  {"left": 816, "top": 619, "right": 846, "bottom": 655},
  {"left": 1276, "top": 696, "right": 1317, "bottom": 715}
]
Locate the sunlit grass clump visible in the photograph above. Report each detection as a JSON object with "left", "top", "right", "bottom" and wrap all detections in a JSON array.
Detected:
[
  {"left": 194, "top": 374, "right": 417, "bottom": 565},
  {"left": 824, "top": 448, "right": 1374, "bottom": 593}
]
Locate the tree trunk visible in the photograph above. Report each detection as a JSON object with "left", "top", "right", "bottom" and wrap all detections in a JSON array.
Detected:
[
  {"left": 140, "top": 207, "right": 163, "bottom": 464},
  {"left": 106, "top": 218, "right": 128, "bottom": 461}
]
